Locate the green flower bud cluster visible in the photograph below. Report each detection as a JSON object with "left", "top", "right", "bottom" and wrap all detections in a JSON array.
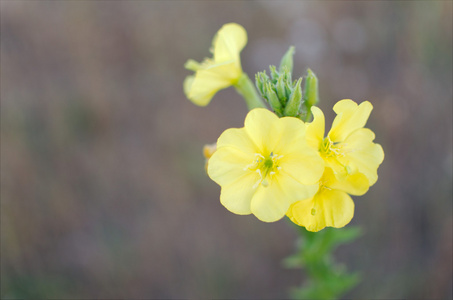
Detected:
[
  {"left": 255, "top": 47, "right": 320, "bottom": 120},
  {"left": 255, "top": 66, "right": 301, "bottom": 117}
]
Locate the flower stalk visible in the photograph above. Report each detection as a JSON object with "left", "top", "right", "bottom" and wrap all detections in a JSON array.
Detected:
[
  {"left": 183, "top": 23, "right": 384, "bottom": 300},
  {"left": 234, "top": 73, "right": 267, "bottom": 110}
]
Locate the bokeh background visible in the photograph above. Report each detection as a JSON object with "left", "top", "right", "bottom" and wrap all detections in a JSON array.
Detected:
[{"left": 1, "top": 1, "right": 452, "bottom": 299}]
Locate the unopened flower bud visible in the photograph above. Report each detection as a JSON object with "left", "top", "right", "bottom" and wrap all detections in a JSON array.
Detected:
[
  {"left": 285, "top": 80, "right": 293, "bottom": 100},
  {"left": 276, "top": 76, "right": 288, "bottom": 105},
  {"left": 269, "top": 65, "right": 279, "bottom": 81},
  {"left": 304, "top": 69, "right": 319, "bottom": 107},
  {"left": 203, "top": 143, "right": 217, "bottom": 172},
  {"left": 265, "top": 83, "right": 283, "bottom": 116},
  {"left": 255, "top": 71, "right": 269, "bottom": 96},
  {"left": 284, "top": 78, "right": 303, "bottom": 117},
  {"left": 279, "top": 46, "right": 295, "bottom": 74}
]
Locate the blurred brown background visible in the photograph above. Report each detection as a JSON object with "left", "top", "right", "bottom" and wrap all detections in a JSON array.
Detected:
[{"left": 1, "top": 1, "right": 452, "bottom": 299}]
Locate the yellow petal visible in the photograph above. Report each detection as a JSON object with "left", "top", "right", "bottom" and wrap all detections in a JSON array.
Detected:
[
  {"left": 250, "top": 184, "right": 289, "bottom": 222},
  {"left": 213, "top": 23, "right": 247, "bottom": 65},
  {"left": 329, "top": 100, "right": 373, "bottom": 142},
  {"left": 216, "top": 127, "right": 258, "bottom": 154},
  {"left": 287, "top": 188, "right": 355, "bottom": 232},
  {"left": 271, "top": 115, "right": 325, "bottom": 185},
  {"left": 323, "top": 156, "right": 350, "bottom": 180},
  {"left": 207, "top": 146, "right": 255, "bottom": 187},
  {"left": 286, "top": 197, "right": 312, "bottom": 227},
  {"left": 306, "top": 106, "right": 325, "bottom": 150},
  {"left": 244, "top": 108, "right": 280, "bottom": 153},
  {"left": 323, "top": 167, "right": 369, "bottom": 196},
  {"left": 278, "top": 169, "right": 320, "bottom": 202},
  {"left": 250, "top": 171, "right": 319, "bottom": 222},
  {"left": 183, "top": 75, "right": 195, "bottom": 98},
  {"left": 272, "top": 116, "right": 306, "bottom": 154},
  {"left": 340, "top": 128, "right": 384, "bottom": 186},
  {"left": 184, "top": 59, "right": 202, "bottom": 71},
  {"left": 185, "top": 61, "right": 241, "bottom": 106},
  {"left": 219, "top": 172, "right": 257, "bottom": 215},
  {"left": 280, "top": 149, "right": 325, "bottom": 185}
]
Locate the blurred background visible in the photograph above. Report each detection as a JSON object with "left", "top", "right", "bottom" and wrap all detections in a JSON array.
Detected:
[{"left": 1, "top": 1, "right": 452, "bottom": 299}]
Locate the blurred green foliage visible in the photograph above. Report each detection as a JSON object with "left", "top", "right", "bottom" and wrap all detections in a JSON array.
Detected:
[{"left": 285, "top": 226, "right": 362, "bottom": 299}]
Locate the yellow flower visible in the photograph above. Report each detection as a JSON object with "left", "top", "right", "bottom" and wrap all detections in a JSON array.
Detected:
[
  {"left": 306, "top": 99, "right": 384, "bottom": 189},
  {"left": 287, "top": 167, "right": 368, "bottom": 232},
  {"left": 184, "top": 23, "right": 247, "bottom": 106},
  {"left": 207, "top": 108, "right": 324, "bottom": 222}
]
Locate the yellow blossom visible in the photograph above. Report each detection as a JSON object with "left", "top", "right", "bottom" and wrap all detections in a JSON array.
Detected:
[
  {"left": 207, "top": 108, "right": 324, "bottom": 222},
  {"left": 184, "top": 23, "right": 247, "bottom": 106},
  {"left": 306, "top": 99, "right": 384, "bottom": 189},
  {"left": 287, "top": 167, "right": 368, "bottom": 232}
]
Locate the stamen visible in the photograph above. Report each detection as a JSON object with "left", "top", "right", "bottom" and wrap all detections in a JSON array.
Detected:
[
  {"left": 253, "top": 179, "right": 261, "bottom": 189},
  {"left": 321, "top": 137, "right": 345, "bottom": 157},
  {"left": 244, "top": 153, "right": 266, "bottom": 170}
]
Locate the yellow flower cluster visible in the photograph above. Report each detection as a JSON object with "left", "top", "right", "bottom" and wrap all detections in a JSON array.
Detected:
[
  {"left": 286, "top": 100, "right": 384, "bottom": 231},
  {"left": 207, "top": 102, "right": 383, "bottom": 231},
  {"left": 186, "top": 23, "right": 384, "bottom": 231}
]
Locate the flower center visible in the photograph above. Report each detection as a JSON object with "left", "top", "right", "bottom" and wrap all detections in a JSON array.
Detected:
[
  {"left": 320, "top": 137, "right": 355, "bottom": 175},
  {"left": 244, "top": 152, "right": 283, "bottom": 188},
  {"left": 320, "top": 137, "right": 343, "bottom": 157}
]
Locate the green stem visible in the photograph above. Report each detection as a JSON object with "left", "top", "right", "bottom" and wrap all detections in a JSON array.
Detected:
[
  {"left": 234, "top": 73, "right": 267, "bottom": 110},
  {"left": 285, "top": 225, "right": 362, "bottom": 300},
  {"left": 304, "top": 109, "right": 312, "bottom": 122}
]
